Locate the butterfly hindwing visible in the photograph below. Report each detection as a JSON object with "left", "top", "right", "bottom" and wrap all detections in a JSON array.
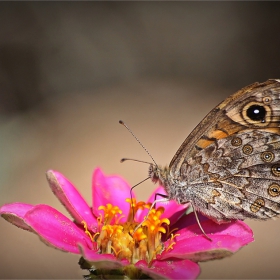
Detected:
[{"left": 179, "top": 130, "right": 280, "bottom": 222}]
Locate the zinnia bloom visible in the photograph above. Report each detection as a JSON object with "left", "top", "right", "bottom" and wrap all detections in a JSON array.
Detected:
[{"left": 0, "top": 168, "right": 254, "bottom": 279}]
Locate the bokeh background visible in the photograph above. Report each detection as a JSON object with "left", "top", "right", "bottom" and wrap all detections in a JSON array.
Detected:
[{"left": 0, "top": 2, "right": 280, "bottom": 279}]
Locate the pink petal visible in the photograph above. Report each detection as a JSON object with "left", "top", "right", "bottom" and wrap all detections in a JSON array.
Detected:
[
  {"left": 135, "top": 259, "right": 200, "bottom": 280},
  {"left": 47, "top": 170, "right": 98, "bottom": 231},
  {"left": 79, "top": 243, "right": 130, "bottom": 270},
  {"left": 0, "top": 202, "right": 34, "bottom": 231},
  {"left": 160, "top": 219, "right": 254, "bottom": 262},
  {"left": 175, "top": 218, "right": 253, "bottom": 243},
  {"left": 24, "top": 204, "right": 92, "bottom": 253},
  {"left": 136, "top": 186, "right": 189, "bottom": 224},
  {"left": 170, "top": 211, "right": 209, "bottom": 232},
  {"left": 92, "top": 168, "right": 135, "bottom": 223}
]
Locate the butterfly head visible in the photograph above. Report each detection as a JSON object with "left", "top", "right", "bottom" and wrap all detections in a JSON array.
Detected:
[{"left": 148, "top": 164, "right": 170, "bottom": 186}]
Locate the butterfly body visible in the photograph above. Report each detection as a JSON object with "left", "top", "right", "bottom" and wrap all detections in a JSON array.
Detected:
[{"left": 150, "top": 79, "right": 280, "bottom": 223}]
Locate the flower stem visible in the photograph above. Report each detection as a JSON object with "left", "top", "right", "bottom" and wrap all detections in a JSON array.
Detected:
[{"left": 79, "top": 257, "right": 153, "bottom": 280}]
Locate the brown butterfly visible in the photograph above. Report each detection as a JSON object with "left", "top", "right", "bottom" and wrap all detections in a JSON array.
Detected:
[{"left": 147, "top": 79, "right": 280, "bottom": 225}]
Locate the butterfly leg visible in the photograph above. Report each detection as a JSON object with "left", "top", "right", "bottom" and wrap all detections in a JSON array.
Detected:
[
  {"left": 154, "top": 192, "right": 169, "bottom": 208},
  {"left": 191, "top": 202, "right": 212, "bottom": 241},
  {"left": 154, "top": 193, "right": 212, "bottom": 241},
  {"left": 129, "top": 177, "right": 150, "bottom": 218}
]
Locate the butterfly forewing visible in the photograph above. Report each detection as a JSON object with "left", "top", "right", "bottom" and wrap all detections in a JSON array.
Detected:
[{"left": 169, "top": 79, "right": 280, "bottom": 173}]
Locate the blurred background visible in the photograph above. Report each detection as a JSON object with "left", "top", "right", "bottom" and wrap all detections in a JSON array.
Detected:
[{"left": 0, "top": 2, "right": 280, "bottom": 279}]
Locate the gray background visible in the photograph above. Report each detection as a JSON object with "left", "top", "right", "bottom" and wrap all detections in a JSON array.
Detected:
[{"left": 0, "top": 2, "right": 280, "bottom": 279}]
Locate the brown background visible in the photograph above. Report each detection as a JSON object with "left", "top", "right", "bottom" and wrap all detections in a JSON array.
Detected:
[{"left": 0, "top": 2, "right": 280, "bottom": 279}]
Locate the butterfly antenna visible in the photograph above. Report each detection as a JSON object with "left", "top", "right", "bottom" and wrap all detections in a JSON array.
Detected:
[
  {"left": 120, "top": 158, "right": 152, "bottom": 165},
  {"left": 119, "top": 120, "right": 157, "bottom": 166}
]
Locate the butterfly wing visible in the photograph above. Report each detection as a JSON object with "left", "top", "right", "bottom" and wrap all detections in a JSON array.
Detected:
[
  {"left": 169, "top": 79, "right": 280, "bottom": 175},
  {"left": 178, "top": 130, "right": 280, "bottom": 222},
  {"left": 168, "top": 79, "right": 280, "bottom": 222}
]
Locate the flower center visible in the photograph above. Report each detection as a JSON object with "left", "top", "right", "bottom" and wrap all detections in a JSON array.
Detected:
[{"left": 84, "top": 199, "right": 170, "bottom": 265}]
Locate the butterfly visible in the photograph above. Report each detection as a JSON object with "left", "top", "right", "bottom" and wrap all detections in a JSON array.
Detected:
[{"left": 147, "top": 79, "right": 280, "bottom": 224}]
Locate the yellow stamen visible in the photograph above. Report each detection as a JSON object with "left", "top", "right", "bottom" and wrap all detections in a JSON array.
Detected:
[
  {"left": 98, "top": 204, "right": 122, "bottom": 225},
  {"left": 166, "top": 242, "right": 176, "bottom": 251},
  {"left": 166, "top": 233, "right": 180, "bottom": 251},
  {"left": 166, "top": 226, "right": 179, "bottom": 237},
  {"left": 110, "top": 245, "right": 119, "bottom": 256},
  {"left": 115, "top": 214, "right": 126, "bottom": 224},
  {"left": 131, "top": 227, "right": 147, "bottom": 242},
  {"left": 93, "top": 232, "right": 100, "bottom": 241},
  {"left": 126, "top": 198, "right": 149, "bottom": 222},
  {"left": 170, "top": 233, "right": 180, "bottom": 240},
  {"left": 81, "top": 221, "right": 94, "bottom": 242},
  {"left": 83, "top": 199, "right": 175, "bottom": 266}
]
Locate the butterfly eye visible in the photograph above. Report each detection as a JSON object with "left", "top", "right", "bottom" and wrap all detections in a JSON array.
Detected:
[{"left": 246, "top": 105, "right": 266, "bottom": 121}]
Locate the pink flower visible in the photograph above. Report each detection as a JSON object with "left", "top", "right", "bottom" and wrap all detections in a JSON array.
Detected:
[{"left": 0, "top": 168, "right": 254, "bottom": 279}]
